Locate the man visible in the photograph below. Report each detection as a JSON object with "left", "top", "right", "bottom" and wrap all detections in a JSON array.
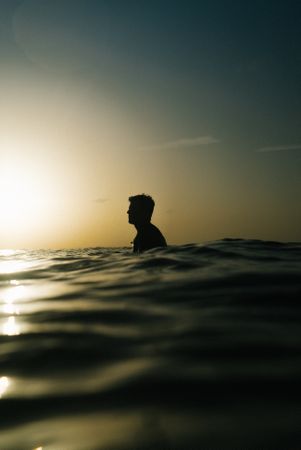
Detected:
[{"left": 127, "top": 194, "right": 167, "bottom": 252}]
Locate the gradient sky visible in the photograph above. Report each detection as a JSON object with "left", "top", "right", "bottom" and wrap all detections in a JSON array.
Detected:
[{"left": 0, "top": 0, "right": 301, "bottom": 248}]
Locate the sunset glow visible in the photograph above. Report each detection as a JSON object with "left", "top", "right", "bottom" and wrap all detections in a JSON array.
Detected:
[
  {"left": 0, "top": 1, "right": 300, "bottom": 248},
  {"left": 1, "top": 162, "right": 46, "bottom": 233}
]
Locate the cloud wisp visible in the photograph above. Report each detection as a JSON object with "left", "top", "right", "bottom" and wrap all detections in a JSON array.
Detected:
[
  {"left": 256, "top": 144, "right": 301, "bottom": 153},
  {"left": 142, "top": 135, "right": 220, "bottom": 151},
  {"left": 94, "top": 197, "right": 108, "bottom": 204}
]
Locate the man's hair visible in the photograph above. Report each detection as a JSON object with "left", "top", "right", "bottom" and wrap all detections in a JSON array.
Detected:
[{"left": 129, "top": 194, "right": 155, "bottom": 220}]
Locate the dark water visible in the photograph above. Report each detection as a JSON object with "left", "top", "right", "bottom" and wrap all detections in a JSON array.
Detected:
[{"left": 0, "top": 239, "right": 301, "bottom": 450}]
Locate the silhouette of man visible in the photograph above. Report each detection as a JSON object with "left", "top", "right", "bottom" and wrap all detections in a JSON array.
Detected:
[{"left": 128, "top": 194, "right": 167, "bottom": 253}]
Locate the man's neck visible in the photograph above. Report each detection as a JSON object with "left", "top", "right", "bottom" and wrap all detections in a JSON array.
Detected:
[{"left": 134, "top": 221, "right": 151, "bottom": 231}]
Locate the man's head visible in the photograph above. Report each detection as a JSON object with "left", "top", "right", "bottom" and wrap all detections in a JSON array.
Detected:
[{"left": 128, "top": 194, "right": 155, "bottom": 226}]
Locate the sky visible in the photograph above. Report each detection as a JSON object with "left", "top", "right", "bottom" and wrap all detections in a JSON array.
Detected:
[{"left": 0, "top": 0, "right": 301, "bottom": 248}]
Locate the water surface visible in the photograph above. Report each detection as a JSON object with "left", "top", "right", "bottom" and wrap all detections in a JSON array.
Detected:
[{"left": 0, "top": 239, "right": 301, "bottom": 449}]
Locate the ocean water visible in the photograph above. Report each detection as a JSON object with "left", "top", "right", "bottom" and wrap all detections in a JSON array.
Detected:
[{"left": 0, "top": 239, "right": 301, "bottom": 450}]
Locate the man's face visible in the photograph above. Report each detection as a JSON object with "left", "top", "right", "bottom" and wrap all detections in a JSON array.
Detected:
[
  {"left": 128, "top": 201, "right": 151, "bottom": 225},
  {"left": 127, "top": 202, "right": 145, "bottom": 225},
  {"left": 127, "top": 203, "right": 137, "bottom": 224}
]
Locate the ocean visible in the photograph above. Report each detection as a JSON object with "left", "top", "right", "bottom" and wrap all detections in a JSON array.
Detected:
[{"left": 0, "top": 239, "right": 300, "bottom": 450}]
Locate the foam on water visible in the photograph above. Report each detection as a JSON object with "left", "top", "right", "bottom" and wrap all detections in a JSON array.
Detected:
[{"left": 0, "top": 239, "right": 301, "bottom": 449}]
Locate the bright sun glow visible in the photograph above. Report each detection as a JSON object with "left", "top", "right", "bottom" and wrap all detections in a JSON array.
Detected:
[
  {"left": 0, "top": 152, "right": 59, "bottom": 246},
  {"left": 0, "top": 164, "right": 44, "bottom": 232}
]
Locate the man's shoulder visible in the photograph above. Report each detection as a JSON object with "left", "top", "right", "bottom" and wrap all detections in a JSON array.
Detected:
[
  {"left": 148, "top": 223, "right": 160, "bottom": 232},
  {"left": 134, "top": 223, "right": 167, "bottom": 252},
  {"left": 148, "top": 223, "right": 167, "bottom": 245},
  {"left": 148, "top": 223, "right": 164, "bottom": 236}
]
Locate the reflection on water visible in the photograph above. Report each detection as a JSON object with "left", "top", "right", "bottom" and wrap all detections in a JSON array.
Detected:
[
  {"left": 3, "top": 283, "right": 26, "bottom": 301},
  {"left": 1, "top": 280, "right": 24, "bottom": 336},
  {"left": 3, "top": 303, "right": 19, "bottom": 315},
  {"left": 3, "top": 316, "right": 20, "bottom": 336},
  {"left": 0, "top": 259, "right": 32, "bottom": 274},
  {"left": 0, "top": 249, "right": 17, "bottom": 257},
  {"left": 0, "top": 376, "right": 10, "bottom": 398},
  {"left": 2, "top": 284, "right": 24, "bottom": 315}
]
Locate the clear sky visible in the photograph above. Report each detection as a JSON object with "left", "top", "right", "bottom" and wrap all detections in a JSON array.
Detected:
[{"left": 1, "top": 0, "right": 300, "bottom": 248}]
